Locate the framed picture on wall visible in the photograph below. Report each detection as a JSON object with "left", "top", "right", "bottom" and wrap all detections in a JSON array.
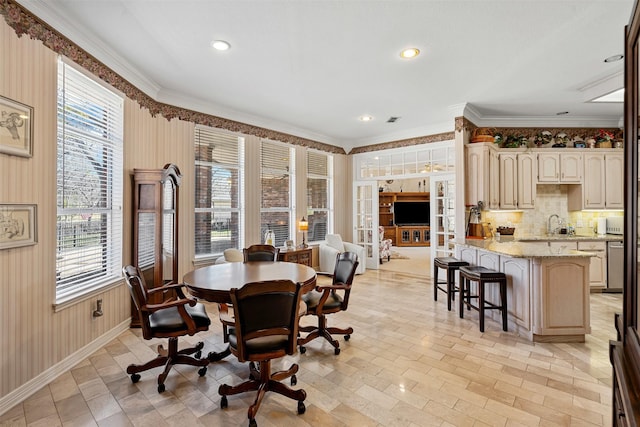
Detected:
[
  {"left": 0, "top": 204, "right": 37, "bottom": 249},
  {"left": 0, "top": 95, "right": 33, "bottom": 158}
]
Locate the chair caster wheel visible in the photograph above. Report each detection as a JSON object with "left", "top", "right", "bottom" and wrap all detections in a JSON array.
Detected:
[
  {"left": 297, "top": 401, "right": 306, "bottom": 414},
  {"left": 344, "top": 334, "right": 351, "bottom": 341},
  {"left": 300, "top": 346, "right": 306, "bottom": 354},
  {"left": 157, "top": 383, "right": 165, "bottom": 393},
  {"left": 198, "top": 367, "right": 207, "bottom": 377},
  {"left": 220, "top": 396, "right": 228, "bottom": 409},
  {"left": 195, "top": 350, "right": 202, "bottom": 359},
  {"left": 249, "top": 418, "right": 257, "bottom": 427},
  {"left": 291, "top": 375, "right": 297, "bottom": 386},
  {"left": 334, "top": 347, "right": 341, "bottom": 355},
  {"left": 130, "top": 373, "right": 141, "bottom": 384}
]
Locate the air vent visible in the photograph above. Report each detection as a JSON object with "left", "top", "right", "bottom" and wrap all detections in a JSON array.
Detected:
[{"left": 387, "top": 116, "right": 400, "bottom": 123}]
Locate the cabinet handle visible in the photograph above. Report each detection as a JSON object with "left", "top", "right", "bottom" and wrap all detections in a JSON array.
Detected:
[{"left": 562, "top": 172, "right": 564, "bottom": 179}]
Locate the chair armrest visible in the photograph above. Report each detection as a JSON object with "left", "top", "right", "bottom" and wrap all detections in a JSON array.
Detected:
[
  {"left": 316, "top": 283, "right": 350, "bottom": 292},
  {"left": 144, "top": 296, "right": 196, "bottom": 313}
]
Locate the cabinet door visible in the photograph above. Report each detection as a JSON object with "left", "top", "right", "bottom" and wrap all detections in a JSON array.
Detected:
[
  {"left": 577, "top": 241, "right": 607, "bottom": 290},
  {"left": 537, "top": 153, "right": 560, "bottom": 182},
  {"left": 502, "top": 257, "right": 531, "bottom": 330},
  {"left": 583, "top": 153, "right": 606, "bottom": 209},
  {"left": 499, "top": 153, "right": 518, "bottom": 209},
  {"left": 605, "top": 153, "right": 624, "bottom": 209},
  {"left": 517, "top": 153, "right": 536, "bottom": 209},
  {"left": 465, "top": 144, "right": 489, "bottom": 206},
  {"left": 488, "top": 149, "right": 500, "bottom": 209},
  {"left": 560, "top": 153, "right": 582, "bottom": 182}
]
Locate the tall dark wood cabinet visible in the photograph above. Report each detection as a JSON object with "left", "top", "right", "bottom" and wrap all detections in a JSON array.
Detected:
[
  {"left": 130, "top": 164, "right": 181, "bottom": 327},
  {"left": 611, "top": 6, "right": 640, "bottom": 425}
]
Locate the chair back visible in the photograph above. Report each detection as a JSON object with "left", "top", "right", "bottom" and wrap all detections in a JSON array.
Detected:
[
  {"left": 243, "top": 244, "right": 279, "bottom": 262},
  {"left": 332, "top": 252, "right": 359, "bottom": 310},
  {"left": 123, "top": 265, "right": 153, "bottom": 338},
  {"left": 229, "top": 279, "right": 302, "bottom": 362}
]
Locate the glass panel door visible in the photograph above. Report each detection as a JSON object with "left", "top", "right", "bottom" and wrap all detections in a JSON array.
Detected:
[
  {"left": 430, "top": 173, "right": 456, "bottom": 262},
  {"left": 353, "top": 181, "right": 377, "bottom": 269}
]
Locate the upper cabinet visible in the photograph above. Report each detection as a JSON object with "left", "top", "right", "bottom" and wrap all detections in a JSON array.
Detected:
[
  {"left": 568, "top": 151, "right": 623, "bottom": 210},
  {"left": 466, "top": 143, "right": 623, "bottom": 211},
  {"left": 537, "top": 153, "right": 582, "bottom": 183}
]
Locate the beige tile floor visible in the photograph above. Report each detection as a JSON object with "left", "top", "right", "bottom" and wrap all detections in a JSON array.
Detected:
[{"left": 0, "top": 254, "right": 621, "bottom": 427}]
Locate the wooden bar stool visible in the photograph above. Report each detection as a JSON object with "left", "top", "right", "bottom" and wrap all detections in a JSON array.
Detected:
[
  {"left": 458, "top": 266, "right": 508, "bottom": 332},
  {"left": 433, "top": 257, "right": 469, "bottom": 311}
]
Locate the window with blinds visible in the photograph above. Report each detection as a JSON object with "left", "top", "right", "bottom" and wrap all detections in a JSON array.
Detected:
[
  {"left": 306, "top": 150, "right": 332, "bottom": 242},
  {"left": 260, "top": 140, "right": 294, "bottom": 247},
  {"left": 194, "top": 127, "right": 244, "bottom": 258},
  {"left": 56, "top": 59, "right": 123, "bottom": 302}
]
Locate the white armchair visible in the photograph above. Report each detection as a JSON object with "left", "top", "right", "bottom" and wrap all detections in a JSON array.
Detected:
[{"left": 319, "top": 234, "right": 366, "bottom": 274}]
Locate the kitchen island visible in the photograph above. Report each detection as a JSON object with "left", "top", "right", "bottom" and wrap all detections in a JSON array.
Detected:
[{"left": 454, "top": 238, "right": 595, "bottom": 342}]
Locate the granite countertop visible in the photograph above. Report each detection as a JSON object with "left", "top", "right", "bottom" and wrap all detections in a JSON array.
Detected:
[
  {"left": 515, "top": 234, "right": 623, "bottom": 242},
  {"left": 454, "top": 238, "right": 596, "bottom": 258}
]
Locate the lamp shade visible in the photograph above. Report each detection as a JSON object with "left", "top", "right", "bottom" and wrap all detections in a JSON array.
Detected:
[{"left": 298, "top": 217, "right": 308, "bottom": 231}]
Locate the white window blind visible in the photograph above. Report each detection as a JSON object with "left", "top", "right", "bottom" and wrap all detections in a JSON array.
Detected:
[
  {"left": 56, "top": 59, "right": 124, "bottom": 302},
  {"left": 260, "top": 140, "right": 294, "bottom": 247},
  {"left": 194, "top": 127, "right": 244, "bottom": 258},
  {"left": 306, "top": 150, "right": 332, "bottom": 242}
]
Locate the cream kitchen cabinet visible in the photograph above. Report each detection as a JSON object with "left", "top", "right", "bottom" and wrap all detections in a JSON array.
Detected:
[
  {"left": 537, "top": 152, "right": 582, "bottom": 183},
  {"left": 568, "top": 151, "right": 624, "bottom": 210},
  {"left": 500, "top": 152, "right": 536, "bottom": 209},
  {"left": 577, "top": 241, "right": 607, "bottom": 290},
  {"left": 465, "top": 143, "right": 499, "bottom": 209}
]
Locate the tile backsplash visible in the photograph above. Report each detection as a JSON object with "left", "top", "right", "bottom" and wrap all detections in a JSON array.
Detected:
[{"left": 480, "top": 185, "right": 623, "bottom": 237}]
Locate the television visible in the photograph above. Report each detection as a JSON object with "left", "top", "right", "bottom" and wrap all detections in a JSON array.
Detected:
[{"left": 393, "top": 201, "right": 430, "bottom": 226}]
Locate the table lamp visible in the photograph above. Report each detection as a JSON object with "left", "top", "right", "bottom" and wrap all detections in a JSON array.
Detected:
[{"left": 298, "top": 217, "right": 308, "bottom": 248}]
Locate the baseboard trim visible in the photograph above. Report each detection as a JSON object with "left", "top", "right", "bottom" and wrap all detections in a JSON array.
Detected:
[{"left": 0, "top": 319, "right": 130, "bottom": 417}]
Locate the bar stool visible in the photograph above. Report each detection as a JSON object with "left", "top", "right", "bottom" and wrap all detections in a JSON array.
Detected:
[
  {"left": 433, "top": 257, "right": 469, "bottom": 311},
  {"left": 458, "top": 266, "right": 508, "bottom": 332}
]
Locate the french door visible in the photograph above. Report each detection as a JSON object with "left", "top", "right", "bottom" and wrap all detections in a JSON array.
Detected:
[
  {"left": 353, "top": 181, "right": 378, "bottom": 269},
  {"left": 430, "top": 173, "right": 456, "bottom": 261}
]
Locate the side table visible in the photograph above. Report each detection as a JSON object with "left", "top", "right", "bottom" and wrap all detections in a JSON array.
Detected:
[{"left": 278, "top": 247, "right": 312, "bottom": 266}]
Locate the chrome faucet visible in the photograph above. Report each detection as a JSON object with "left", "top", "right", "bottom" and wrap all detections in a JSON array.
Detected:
[{"left": 548, "top": 214, "right": 560, "bottom": 235}]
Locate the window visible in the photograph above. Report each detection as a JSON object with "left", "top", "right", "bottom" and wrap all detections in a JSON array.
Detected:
[
  {"left": 56, "top": 59, "right": 123, "bottom": 302},
  {"left": 194, "top": 127, "right": 244, "bottom": 258},
  {"left": 306, "top": 150, "right": 332, "bottom": 242},
  {"left": 260, "top": 140, "right": 295, "bottom": 247}
]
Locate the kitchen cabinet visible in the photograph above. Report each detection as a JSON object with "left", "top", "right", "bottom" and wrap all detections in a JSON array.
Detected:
[
  {"left": 568, "top": 151, "right": 624, "bottom": 210},
  {"left": 465, "top": 143, "right": 499, "bottom": 209},
  {"left": 499, "top": 152, "right": 536, "bottom": 209},
  {"left": 577, "top": 241, "right": 607, "bottom": 290},
  {"left": 537, "top": 152, "right": 582, "bottom": 183}
]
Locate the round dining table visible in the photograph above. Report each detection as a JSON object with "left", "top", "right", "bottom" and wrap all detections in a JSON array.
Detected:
[
  {"left": 183, "top": 261, "right": 317, "bottom": 303},
  {"left": 183, "top": 261, "right": 317, "bottom": 361}
]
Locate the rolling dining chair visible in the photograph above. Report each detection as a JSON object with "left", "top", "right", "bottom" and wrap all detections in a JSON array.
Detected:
[
  {"left": 122, "top": 265, "right": 210, "bottom": 393},
  {"left": 218, "top": 279, "right": 306, "bottom": 427},
  {"left": 298, "top": 251, "right": 359, "bottom": 355},
  {"left": 243, "top": 244, "right": 280, "bottom": 262},
  {"left": 218, "top": 244, "right": 281, "bottom": 348}
]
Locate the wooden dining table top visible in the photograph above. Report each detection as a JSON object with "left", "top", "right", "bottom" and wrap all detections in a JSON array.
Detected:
[{"left": 183, "top": 261, "right": 317, "bottom": 303}]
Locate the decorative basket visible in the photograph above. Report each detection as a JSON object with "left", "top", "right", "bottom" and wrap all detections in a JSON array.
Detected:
[
  {"left": 496, "top": 226, "right": 515, "bottom": 235},
  {"left": 471, "top": 128, "right": 495, "bottom": 143}
]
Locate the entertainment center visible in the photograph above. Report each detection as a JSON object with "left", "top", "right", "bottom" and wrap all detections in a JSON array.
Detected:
[{"left": 378, "top": 192, "right": 430, "bottom": 247}]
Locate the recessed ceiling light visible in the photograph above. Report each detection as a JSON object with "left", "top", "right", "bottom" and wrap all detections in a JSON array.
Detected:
[
  {"left": 400, "top": 48, "right": 420, "bottom": 59},
  {"left": 556, "top": 111, "right": 569, "bottom": 115},
  {"left": 604, "top": 54, "right": 624, "bottom": 63},
  {"left": 359, "top": 115, "right": 373, "bottom": 122},
  {"left": 211, "top": 40, "right": 231, "bottom": 51}
]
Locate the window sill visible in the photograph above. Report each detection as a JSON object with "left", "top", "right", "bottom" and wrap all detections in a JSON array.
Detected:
[{"left": 53, "top": 278, "right": 124, "bottom": 313}]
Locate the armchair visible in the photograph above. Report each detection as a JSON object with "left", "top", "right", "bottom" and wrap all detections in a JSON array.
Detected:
[
  {"left": 122, "top": 265, "right": 210, "bottom": 393},
  {"left": 379, "top": 226, "right": 392, "bottom": 263},
  {"left": 319, "top": 234, "right": 365, "bottom": 274},
  {"left": 218, "top": 279, "right": 307, "bottom": 425}
]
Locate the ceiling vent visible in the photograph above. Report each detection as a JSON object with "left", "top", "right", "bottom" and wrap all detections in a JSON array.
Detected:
[{"left": 386, "top": 116, "right": 400, "bottom": 123}]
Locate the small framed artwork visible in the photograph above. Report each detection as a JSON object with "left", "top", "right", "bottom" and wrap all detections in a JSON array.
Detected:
[
  {"left": 0, "top": 204, "right": 37, "bottom": 249},
  {"left": 0, "top": 95, "right": 33, "bottom": 158}
]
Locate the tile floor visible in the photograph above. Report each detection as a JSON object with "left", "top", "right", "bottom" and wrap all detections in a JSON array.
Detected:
[{"left": 0, "top": 266, "right": 621, "bottom": 426}]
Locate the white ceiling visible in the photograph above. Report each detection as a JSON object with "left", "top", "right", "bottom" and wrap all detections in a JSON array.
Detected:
[{"left": 17, "top": 0, "right": 634, "bottom": 152}]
